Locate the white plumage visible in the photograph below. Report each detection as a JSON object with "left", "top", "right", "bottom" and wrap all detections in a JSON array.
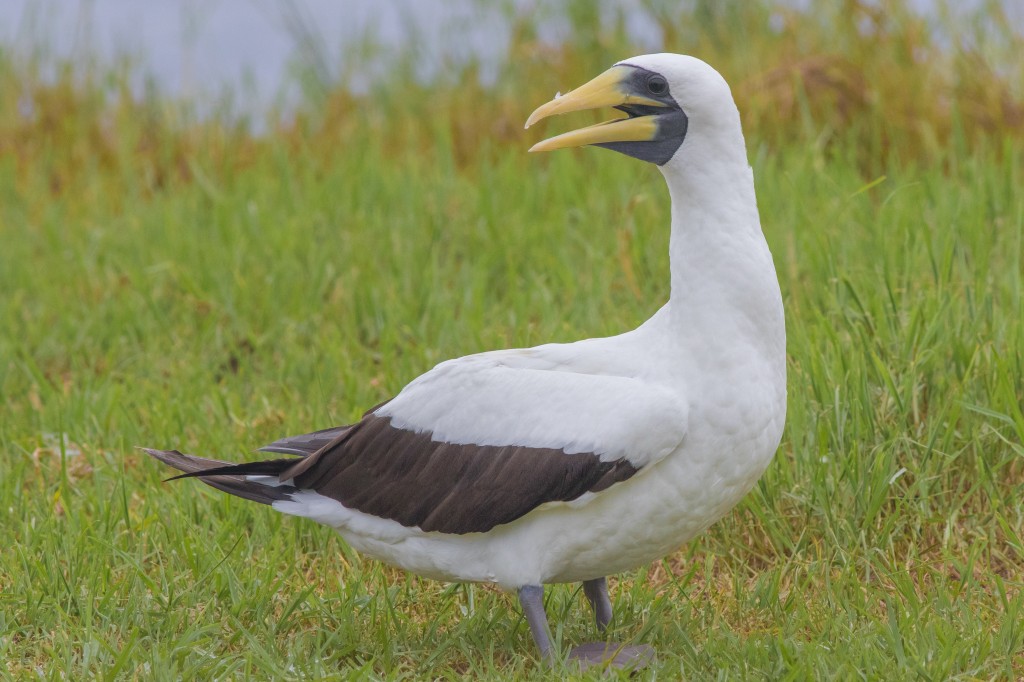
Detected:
[
  {"left": 148, "top": 53, "right": 786, "bottom": 667},
  {"left": 277, "top": 54, "right": 785, "bottom": 588}
]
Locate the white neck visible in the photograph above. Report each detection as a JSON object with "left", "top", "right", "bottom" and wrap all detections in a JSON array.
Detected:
[{"left": 657, "top": 131, "right": 785, "bottom": 370}]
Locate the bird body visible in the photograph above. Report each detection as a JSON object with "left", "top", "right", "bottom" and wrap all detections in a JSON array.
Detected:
[
  {"left": 146, "top": 53, "right": 786, "bottom": 667},
  {"left": 274, "top": 293, "right": 782, "bottom": 589}
]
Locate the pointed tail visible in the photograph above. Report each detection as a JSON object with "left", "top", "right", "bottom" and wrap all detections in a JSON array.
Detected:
[{"left": 143, "top": 448, "right": 300, "bottom": 506}]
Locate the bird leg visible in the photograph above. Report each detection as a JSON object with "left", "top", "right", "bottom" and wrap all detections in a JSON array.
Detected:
[
  {"left": 572, "top": 578, "right": 655, "bottom": 670},
  {"left": 518, "top": 582, "right": 654, "bottom": 671},
  {"left": 517, "top": 585, "right": 553, "bottom": 661},
  {"left": 582, "top": 577, "right": 613, "bottom": 631}
]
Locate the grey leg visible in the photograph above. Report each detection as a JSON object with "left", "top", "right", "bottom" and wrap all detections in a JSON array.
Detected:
[
  {"left": 518, "top": 581, "right": 653, "bottom": 670},
  {"left": 572, "top": 578, "right": 655, "bottom": 670},
  {"left": 582, "top": 577, "right": 613, "bottom": 631},
  {"left": 518, "top": 585, "right": 553, "bottom": 660}
]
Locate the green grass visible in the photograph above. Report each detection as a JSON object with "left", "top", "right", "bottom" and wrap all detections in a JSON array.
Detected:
[
  {"left": 2, "top": 125, "right": 1022, "bottom": 679},
  {"left": 2, "top": 2, "right": 1024, "bottom": 678}
]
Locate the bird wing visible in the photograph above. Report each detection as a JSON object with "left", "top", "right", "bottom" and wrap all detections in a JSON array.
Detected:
[{"left": 268, "top": 349, "right": 688, "bottom": 534}]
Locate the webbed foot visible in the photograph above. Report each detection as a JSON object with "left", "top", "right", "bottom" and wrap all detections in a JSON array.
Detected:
[{"left": 568, "top": 642, "right": 655, "bottom": 671}]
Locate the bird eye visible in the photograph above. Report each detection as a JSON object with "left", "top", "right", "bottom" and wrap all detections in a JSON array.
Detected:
[{"left": 647, "top": 75, "right": 668, "bottom": 96}]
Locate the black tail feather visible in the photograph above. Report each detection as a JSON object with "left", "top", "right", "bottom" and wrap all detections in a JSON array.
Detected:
[
  {"left": 142, "top": 448, "right": 300, "bottom": 506},
  {"left": 164, "top": 458, "right": 299, "bottom": 482}
]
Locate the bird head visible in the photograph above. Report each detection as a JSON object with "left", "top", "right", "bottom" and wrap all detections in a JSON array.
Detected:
[{"left": 525, "top": 54, "right": 739, "bottom": 168}]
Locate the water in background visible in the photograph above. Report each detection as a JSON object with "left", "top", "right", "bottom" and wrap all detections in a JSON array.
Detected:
[{"left": 2, "top": 0, "right": 1020, "bottom": 124}]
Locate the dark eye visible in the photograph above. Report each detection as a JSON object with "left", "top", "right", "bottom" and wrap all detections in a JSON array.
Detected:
[{"left": 647, "top": 75, "right": 668, "bottom": 96}]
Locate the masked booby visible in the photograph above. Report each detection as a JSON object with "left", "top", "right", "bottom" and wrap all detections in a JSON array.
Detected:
[{"left": 145, "top": 53, "right": 786, "bottom": 670}]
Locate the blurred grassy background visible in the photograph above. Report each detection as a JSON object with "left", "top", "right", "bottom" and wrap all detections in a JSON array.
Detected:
[
  {"left": 2, "top": 0, "right": 1022, "bottom": 194},
  {"left": 1, "top": 0, "right": 1022, "bottom": 678}
]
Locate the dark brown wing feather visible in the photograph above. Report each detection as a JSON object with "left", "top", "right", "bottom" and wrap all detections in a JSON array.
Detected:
[
  {"left": 277, "top": 413, "right": 640, "bottom": 534},
  {"left": 146, "top": 412, "right": 640, "bottom": 535},
  {"left": 258, "top": 401, "right": 389, "bottom": 456},
  {"left": 258, "top": 425, "right": 354, "bottom": 456}
]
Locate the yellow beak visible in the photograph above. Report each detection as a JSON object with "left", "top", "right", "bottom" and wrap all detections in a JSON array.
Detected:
[{"left": 525, "top": 65, "right": 666, "bottom": 152}]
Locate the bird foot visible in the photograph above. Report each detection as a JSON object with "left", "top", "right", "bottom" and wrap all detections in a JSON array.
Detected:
[{"left": 568, "top": 642, "right": 655, "bottom": 671}]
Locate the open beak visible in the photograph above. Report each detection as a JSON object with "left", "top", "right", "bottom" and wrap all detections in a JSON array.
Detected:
[{"left": 525, "top": 65, "right": 667, "bottom": 152}]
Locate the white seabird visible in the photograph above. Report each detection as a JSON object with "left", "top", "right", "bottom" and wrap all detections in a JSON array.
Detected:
[{"left": 146, "top": 53, "right": 787, "bottom": 669}]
